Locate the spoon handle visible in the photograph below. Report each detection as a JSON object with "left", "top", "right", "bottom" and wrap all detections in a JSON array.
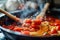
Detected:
[
  {"left": 36, "top": 3, "right": 50, "bottom": 19},
  {"left": 0, "top": 8, "right": 21, "bottom": 22}
]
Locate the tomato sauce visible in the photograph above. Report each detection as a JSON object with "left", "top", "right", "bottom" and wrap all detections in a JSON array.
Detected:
[{"left": 2, "top": 16, "right": 60, "bottom": 36}]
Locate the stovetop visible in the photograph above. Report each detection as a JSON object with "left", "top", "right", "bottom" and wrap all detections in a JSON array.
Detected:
[
  {"left": 0, "top": 29, "right": 11, "bottom": 40},
  {"left": 0, "top": 29, "right": 6, "bottom": 40}
]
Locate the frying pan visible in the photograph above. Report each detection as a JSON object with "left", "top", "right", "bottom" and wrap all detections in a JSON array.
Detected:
[{"left": 0, "top": 2, "right": 60, "bottom": 40}]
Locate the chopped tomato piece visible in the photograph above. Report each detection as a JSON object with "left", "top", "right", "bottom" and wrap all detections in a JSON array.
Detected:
[
  {"left": 56, "top": 26, "right": 60, "bottom": 31},
  {"left": 30, "top": 24, "right": 39, "bottom": 29},
  {"left": 30, "top": 24, "right": 37, "bottom": 28},
  {"left": 2, "top": 25, "right": 7, "bottom": 28},
  {"left": 23, "top": 27, "right": 29, "bottom": 31},
  {"left": 13, "top": 27, "right": 23, "bottom": 32},
  {"left": 33, "top": 19, "right": 41, "bottom": 25},
  {"left": 21, "top": 31, "right": 30, "bottom": 35},
  {"left": 50, "top": 22, "right": 59, "bottom": 26},
  {"left": 55, "top": 19, "right": 60, "bottom": 23},
  {"left": 24, "top": 19, "right": 32, "bottom": 23},
  {"left": 8, "top": 25, "right": 14, "bottom": 30},
  {"left": 22, "top": 23, "right": 30, "bottom": 27},
  {"left": 29, "top": 28, "right": 35, "bottom": 32},
  {"left": 50, "top": 29, "right": 57, "bottom": 34},
  {"left": 47, "top": 16, "right": 55, "bottom": 22}
]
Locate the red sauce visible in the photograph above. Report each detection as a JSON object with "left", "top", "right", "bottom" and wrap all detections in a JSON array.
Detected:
[{"left": 2, "top": 16, "right": 60, "bottom": 36}]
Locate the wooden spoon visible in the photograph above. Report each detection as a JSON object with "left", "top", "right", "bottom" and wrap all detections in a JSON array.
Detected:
[
  {"left": 30, "top": 3, "right": 50, "bottom": 36},
  {"left": 36, "top": 3, "right": 50, "bottom": 36},
  {"left": 36, "top": 3, "right": 50, "bottom": 20},
  {"left": 0, "top": 8, "right": 21, "bottom": 23}
]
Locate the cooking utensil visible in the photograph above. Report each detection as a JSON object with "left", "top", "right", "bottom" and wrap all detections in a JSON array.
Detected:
[
  {"left": 0, "top": 8, "right": 21, "bottom": 24},
  {"left": 22, "top": 3, "right": 50, "bottom": 36},
  {"left": 35, "top": 3, "right": 50, "bottom": 36},
  {"left": 36, "top": 3, "right": 50, "bottom": 20}
]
